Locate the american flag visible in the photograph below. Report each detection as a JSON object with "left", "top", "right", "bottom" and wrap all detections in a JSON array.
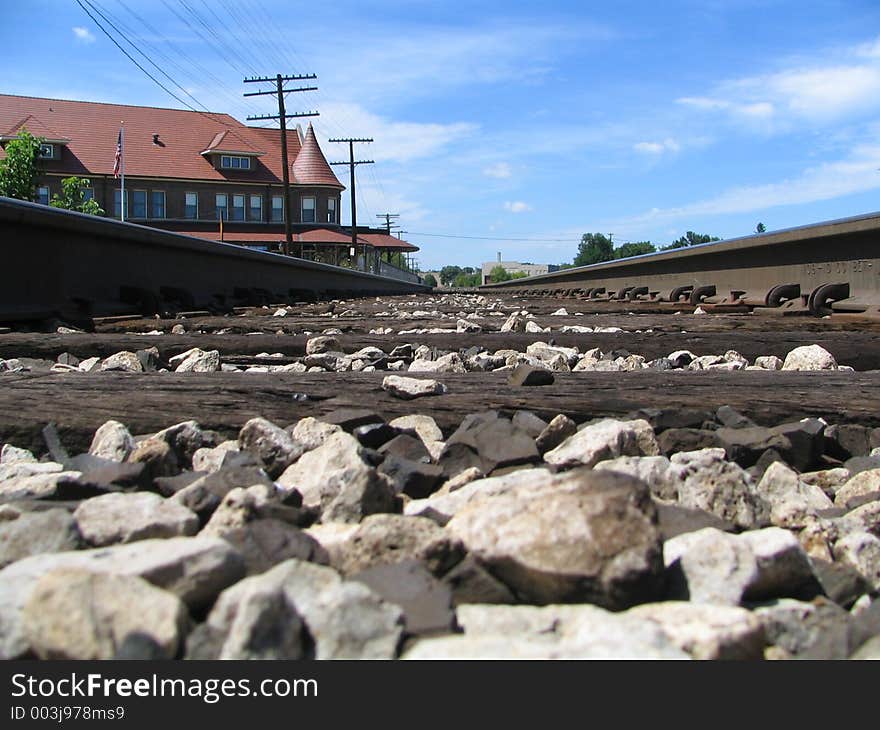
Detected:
[{"left": 113, "top": 129, "right": 122, "bottom": 178}]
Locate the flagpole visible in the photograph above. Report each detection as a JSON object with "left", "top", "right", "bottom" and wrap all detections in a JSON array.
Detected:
[{"left": 120, "top": 122, "right": 125, "bottom": 222}]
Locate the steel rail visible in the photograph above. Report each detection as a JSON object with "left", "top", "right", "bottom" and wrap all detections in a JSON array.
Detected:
[
  {"left": 0, "top": 197, "right": 428, "bottom": 325},
  {"left": 481, "top": 210, "right": 880, "bottom": 317}
]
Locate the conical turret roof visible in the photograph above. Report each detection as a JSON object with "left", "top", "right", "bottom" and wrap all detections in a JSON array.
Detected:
[{"left": 292, "top": 123, "right": 344, "bottom": 189}]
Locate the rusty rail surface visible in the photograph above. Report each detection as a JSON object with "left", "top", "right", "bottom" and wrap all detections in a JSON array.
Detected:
[
  {"left": 0, "top": 197, "right": 428, "bottom": 325},
  {"left": 482, "top": 211, "right": 880, "bottom": 317}
]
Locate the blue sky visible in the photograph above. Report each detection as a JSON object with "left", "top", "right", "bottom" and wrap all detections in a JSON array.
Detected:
[{"left": 3, "top": 1, "right": 880, "bottom": 270}]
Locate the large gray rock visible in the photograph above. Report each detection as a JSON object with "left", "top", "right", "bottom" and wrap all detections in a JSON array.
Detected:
[
  {"left": 239, "top": 417, "right": 305, "bottom": 479},
  {"left": 754, "top": 598, "right": 852, "bottom": 659},
  {"left": 405, "top": 467, "right": 553, "bottom": 524},
  {"left": 351, "top": 560, "right": 456, "bottom": 636},
  {"left": 625, "top": 601, "right": 766, "bottom": 660},
  {"left": 276, "top": 432, "right": 397, "bottom": 523},
  {"left": 0, "top": 537, "right": 242, "bottom": 658},
  {"left": 664, "top": 528, "right": 760, "bottom": 605},
  {"left": 544, "top": 418, "right": 658, "bottom": 469},
  {"left": 206, "top": 559, "right": 403, "bottom": 659},
  {"left": 171, "top": 466, "right": 275, "bottom": 523},
  {"left": 408, "top": 603, "right": 687, "bottom": 659},
  {"left": 0, "top": 509, "right": 82, "bottom": 568},
  {"left": 0, "top": 470, "right": 84, "bottom": 499},
  {"left": 88, "top": 420, "right": 135, "bottom": 462},
  {"left": 447, "top": 469, "right": 664, "bottom": 608},
  {"left": 833, "top": 532, "right": 880, "bottom": 590},
  {"left": 22, "top": 569, "right": 187, "bottom": 660},
  {"left": 388, "top": 415, "right": 443, "bottom": 444},
  {"left": 74, "top": 492, "right": 199, "bottom": 546},
  {"left": 191, "top": 569, "right": 307, "bottom": 659},
  {"left": 665, "top": 527, "right": 819, "bottom": 605},
  {"left": 756, "top": 461, "right": 833, "bottom": 527},
  {"left": 329, "top": 514, "right": 464, "bottom": 577},
  {"left": 595, "top": 455, "right": 681, "bottom": 501},
  {"left": 287, "top": 417, "right": 343, "bottom": 452},
  {"left": 834, "top": 469, "right": 880, "bottom": 509},
  {"left": 672, "top": 448, "right": 768, "bottom": 529},
  {"left": 408, "top": 352, "right": 466, "bottom": 374}
]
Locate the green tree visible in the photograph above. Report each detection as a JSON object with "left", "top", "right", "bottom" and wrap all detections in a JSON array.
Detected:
[
  {"left": 755, "top": 222, "right": 766, "bottom": 233},
  {"left": 488, "top": 265, "right": 512, "bottom": 283},
  {"left": 422, "top": 273, "right": 437, "bottom": 287},
  {"left": 50, "top": 176, "right": 105, "bottom": 216},
  {"left": 509, "top": 271, "right": 528, "bottom": 279},
  {"left": 453, "top": 272, "right": 481, "bottom": 287},
  {"left": 574, "top": 233, "right": 614, "bottom": 266},
  {"left": 440, "top": 265, "right": 463, "bottom": 285},
  {"left": 663, "top": 231, "right": 721, "bottom": 250},
  {"left": 613, "top": 241, "right": 655, "bottom": 259},
  {"left": 0, "top": 128, "right": 44, "bottom": 201}
]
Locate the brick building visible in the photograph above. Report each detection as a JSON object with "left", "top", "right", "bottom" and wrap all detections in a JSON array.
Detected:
[{"left": 0, "top": 93, "right": 418, "bottom": 275}]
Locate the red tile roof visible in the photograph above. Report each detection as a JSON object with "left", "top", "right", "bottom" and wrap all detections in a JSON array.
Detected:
[
  {"left": 292, "top": 123, "right": 343, "bottom": 189},
  {"left": 176, "top": 230, "right": 285, "bottom": 243},
  {"left": 0, "top": 94, "right": 338, "bottom": 187},
  {"left": 359, "top": 232, "right": 420, "bottom": 251}
]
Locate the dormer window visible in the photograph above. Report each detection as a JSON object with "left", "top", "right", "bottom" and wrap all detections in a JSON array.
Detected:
[
  {"left": 220, "top": 155, "right": 251, "bottom": 170},
  {"left": 38, "top": 143, "right": 55, "bottom": 159}
]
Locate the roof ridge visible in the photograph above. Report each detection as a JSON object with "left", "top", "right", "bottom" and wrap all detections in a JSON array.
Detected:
[{"left": 0, "top": 92, "right": 239, "bottom": 121}]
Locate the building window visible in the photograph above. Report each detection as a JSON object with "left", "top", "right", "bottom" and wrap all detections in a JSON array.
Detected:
[
  {"left": 271, "top": 195, "right": 284, "bottom": 222},
  {"left": 38, "top": 143, "right": 54, "bottom": 159},
  {"left": 232, "top": 194, "right": 245, "bottom": 221},
  {"left": 185, "top": 192, "right": 198, "bottom": 220},
  {"left": 249, "top": 194, "right": 262, "bottom": 222},
  {"left": 114, "top": 189, "right": 128, "bottom": 218},
  {"left": 215, "top": 193, "right": 228, "bottom": 220},
  {"left": 151, "top": 190, "right": 165, "bottom": 219},
  {"left": 301, "top": 196, "right": 315, "bottom": 224},
  {"left": 220, "top": 155, "right": 251, "bottom": 170},
  {"left": 83, "top": 188, "right": 95, "bottom": 202},
  {"left": 132, "top": 190, "right": 147, "bottom": 218},
  {"left": 36, "top": 186, "right": 50, "bottom": 205},
  {"left": 327, "top": 197, "right": 337, "bottom": 224}
]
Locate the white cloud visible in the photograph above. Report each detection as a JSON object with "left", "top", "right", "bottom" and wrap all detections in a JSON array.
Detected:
[
  {"left": 613, "top": 144, "right": 880, "bottom": 228},
  {"left": 504, "top": 201, "right": 532, "bottom": 213},
  {"left": 72, "top": 27, "right": 95, "bottom": 44},
  {"left": 483, "top": 162, "right": 513, "bottom": 179},
  {"left": 676, "top": 39, "right": 880, "bottom": 129},
  {"left": 633, "top": 138, "right": 680, "bottom": 155},
  {"left": 311, "top": 102, "right": 475, "bottom": 164}
]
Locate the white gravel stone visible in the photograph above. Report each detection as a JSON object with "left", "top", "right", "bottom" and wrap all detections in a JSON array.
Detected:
[
  {"left": 833, "top": 532, "right": 880, "bottom": 590},
  {"left": 382, "top": 375, "right": 447, "bottom": 399},
  {"left": 544, "top": 418, "right": 659, "bottom": 469},
  {"left": 756, "top": 461, "right": 833, "bottom": 527},
  {"left": 172, "top": 348, "right": 221, "bottom": 373},
  {"left": 0, "top": 444, "right": 37, "bottom": 464},
  {"left": 388, "top": 414, "right": 444, "bottom": 444},
  {"left": 781, "top": 344, "right": 838, "bottom": 371},
  {"left": 834, "top": 469, "right": 880, "bottom": 507},
  {"left": 88, "top": 420, "right": 135, "bottom": 462},
  {"left": 625, "top": 601, "right": 765, "bottom": 660},
  {"left": 74, "top": 492, "right": 200, "bottom": 546},
  {"left": 100, "top": 351, "right": 143, "bottom": 372}
]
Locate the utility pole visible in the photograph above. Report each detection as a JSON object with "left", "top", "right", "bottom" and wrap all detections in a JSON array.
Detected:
[
  {"left": 376, "top": 212, "right": 400, "bottom": 235},
  {"left": 244, "top": 74, "right": 318, "bottom": 257},
  {"left": 329, "top": 138, "right": 373, "bottom": 271}
]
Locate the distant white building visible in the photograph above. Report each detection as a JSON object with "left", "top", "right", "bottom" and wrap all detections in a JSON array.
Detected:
[{"left": 481, "top": 258, "right": 559, "bottom": 284}]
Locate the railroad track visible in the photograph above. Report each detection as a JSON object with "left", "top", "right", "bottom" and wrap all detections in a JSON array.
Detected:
[
  {"left": 0, "top": 197, "right": 427, "bottom": 327},
  {"left": 482, "top": 211, "right": 880, "bottom": 319}
]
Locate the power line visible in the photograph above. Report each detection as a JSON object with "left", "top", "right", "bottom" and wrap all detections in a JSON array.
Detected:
[{"left": 75, "top": 0, "right": 201, "bottom": 112}]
